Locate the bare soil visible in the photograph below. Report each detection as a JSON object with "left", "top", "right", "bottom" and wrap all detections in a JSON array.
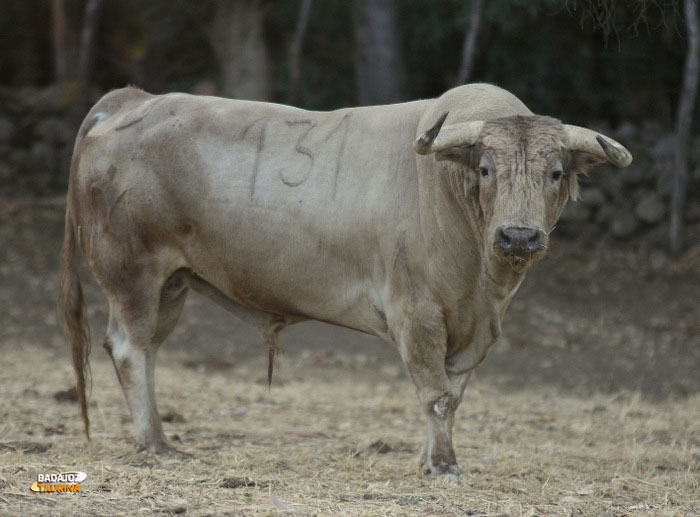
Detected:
[{"left": 1, "top": 200, "right": 699, "bottom": 516}]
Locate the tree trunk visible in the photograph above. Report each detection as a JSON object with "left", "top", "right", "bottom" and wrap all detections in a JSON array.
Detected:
[
  {"left": 287, "top": 0, "right": 313, "bottom": 105},
  {"left": 353, "top": 0, "right": 404, "bottom": 105},
  {"left": 670, "top": 0, "right": 699, "bottom": 255},
  {"left": 74, "top": 0, "right": 104, "bottom": 120},
  {"left": 455, "top": 0, "right": 484, "bottom": 85},
  {"left": 51, "top": 0, "right": 69, "bottom": 82},
  {"left": 17, "top": 1, "right": 41, "bottom": 85},
  {"left": 208, "top": 0, "right": 271, "bottom": 101}
]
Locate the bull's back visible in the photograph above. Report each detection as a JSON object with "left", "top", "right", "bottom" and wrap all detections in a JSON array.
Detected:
[{"left": 73, "top": 89, "right": 423, "bottom": 333}]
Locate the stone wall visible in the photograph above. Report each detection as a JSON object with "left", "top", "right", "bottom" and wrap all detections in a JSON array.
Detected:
[
  {"left": 0, "top": 84, "right": 77, "bottom": 193},
  {"left": 1, "top": 85, "right": 698, "bottom": 246},
  {"left": 541, "top": 121, "right": 699, "bottom": 246}
]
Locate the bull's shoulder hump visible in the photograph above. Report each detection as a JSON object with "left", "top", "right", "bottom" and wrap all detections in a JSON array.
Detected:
[
  {"left": 436, "top": 83, "right": 533, "bottom": 119},
  {"left": 91, "top": 86, "right": 153, "bottom": 118}
]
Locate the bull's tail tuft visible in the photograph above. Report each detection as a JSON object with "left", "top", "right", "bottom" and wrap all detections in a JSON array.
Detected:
[{"left": 60, "top": 203, "right": 91, "bottom": 440}]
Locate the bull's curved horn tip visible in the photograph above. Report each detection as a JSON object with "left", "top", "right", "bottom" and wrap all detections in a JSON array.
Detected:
[
  {"left": 596, "top": 135, "right": 633, "bottom": 168},
  {"left": 414, "top": 111, "right": 449, "bottom": 154}
]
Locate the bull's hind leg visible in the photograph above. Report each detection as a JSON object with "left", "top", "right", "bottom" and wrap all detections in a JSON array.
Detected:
[{"left": 103, "top": 271, "right": 188, "bottom": 455}]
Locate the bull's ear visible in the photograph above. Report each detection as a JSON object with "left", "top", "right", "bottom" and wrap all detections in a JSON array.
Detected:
[
  {"left": 563, "top": 151, "right": 602, "bottom": 202},
  {"left": 566, "top": 150, "right": 606, "bottom": 174},
  {"left": 435, "top": 144, "right": 478, "bottom": 167},
  {"left": 567, "top": 171, "right": 581, "bottom": 201}
]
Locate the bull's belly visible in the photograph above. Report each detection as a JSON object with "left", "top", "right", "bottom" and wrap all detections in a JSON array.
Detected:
[{"left": 179, "top": 226, "right": 388, "bottom": 338}]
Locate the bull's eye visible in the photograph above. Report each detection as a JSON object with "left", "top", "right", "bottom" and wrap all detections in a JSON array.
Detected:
[
  {"left": 479, "top": 166, "right": 489, "bottom": 178},
  {"left": 552, "top": 170, "right": 562, "bottom": 181}
]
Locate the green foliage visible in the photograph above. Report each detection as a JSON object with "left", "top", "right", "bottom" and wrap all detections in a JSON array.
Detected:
[
  {"left": 136, "top": 0, "right": 217, "bottom": 92},
  {"left": 267, "top": 0, "right": 355, "bottom": 110},
  {"left": 0, "top": 0, "right": 691, "bottom": 124}
]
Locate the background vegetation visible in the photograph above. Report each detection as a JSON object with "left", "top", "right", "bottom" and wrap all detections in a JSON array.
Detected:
[
  {"left": 0, "top": 0, "right": 692, "bottom": 121},
  {"left": 0, "top": 0, "right": 697, "bottom": 251}
]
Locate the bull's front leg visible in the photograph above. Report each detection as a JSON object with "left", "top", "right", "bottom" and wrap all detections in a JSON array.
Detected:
[
  {"left": 419, "top": 369, "right": 473, "bottom": 472},
  {"left": 392, "top": 302, "right": 465, "bottom": 479}
]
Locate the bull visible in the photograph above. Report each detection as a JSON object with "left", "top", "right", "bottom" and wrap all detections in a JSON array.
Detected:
[{"left": 60, "top": 83, "right": 631, "bottom": 478}]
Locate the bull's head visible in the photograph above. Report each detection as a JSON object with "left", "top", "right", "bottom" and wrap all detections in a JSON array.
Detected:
[{"left": 414, "top": 113, "right": 632, "bottom": 271}]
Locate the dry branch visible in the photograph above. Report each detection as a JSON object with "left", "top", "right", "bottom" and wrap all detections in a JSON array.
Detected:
[
  {"left": 288, "top": 0, "right": 313, "bottom": 104},
  {"left": 456, "top": 0, "right": 484, "bottom": 85},
  {"left": 74, "top": 0, "right": 104, "bottom": 120},
  {"left": 670, "top": 0, "right": 699, "bottom": 254}
]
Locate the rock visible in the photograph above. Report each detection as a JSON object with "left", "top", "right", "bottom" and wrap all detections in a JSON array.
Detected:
[
  {"left": 0, "top": 116, "right": 15, "bottom": 142},
  {"left": 32, "top": 81, "right": 78, "bottom": 114},
  {"left": 645, "top": 223, "right": 670, "bottom": 249},
  {"left": 9, "top": 148, "right": 29, "bottom": 168},
  {"left": 620, "top": 166, "right": 645, "bottom": 185},
  {"left": 635, "top": 192, "right": 666, "bottom": 224},
  {"left": 686, "top": 202, "right": 700, "bottom": 222},
  {"left": 30, "top": 141, "right": 55, "bottom": 172},
  {"left": 597, "top": 173, "right": 623, "bottom": 198},
  {"left": 596, "top": 204, "right": 615, "bottom": 225},
  {"left": 615, "top": 121, "right": 637, "bottom": 142},
  {"left": 655, "top": 171, "right": 673, "bottom": 199},
  {"left": 610, "top": 211, "right": 638, "bottom": 238},
  {"left": 2, "top": 86, "right": 38, "bottom": 115},
  {"left": 689, "top": 135, "right": 700, "bottom": 166},
  {"left": 191, "top": 80, "right": 217, "bottom": 96},
  {"left": 34, "top": 117, "right": 73, "bottom": 145},
  {"left": 650, "top": 134, "right": 675, "bottom": 161},
  {"left": 53, "top": 386, "right": 78, "bottom": 403},
  {"left": 0, "top": 160, "right": 12, "bottom": 180},
  {"left": 0, "top": 441, "right": 51, "bottom": 454},
  {"left": 641, "top": 120, "right": 664, "bottom": 146},
  {"left": 581, "top": 187, "right": 605, "bottom": 208},
  {"left": 588, "top": 120, "right": 612, "bottom": 136},
  {"left": 560, "top": 202, "right": 591, "bottom": 223}
]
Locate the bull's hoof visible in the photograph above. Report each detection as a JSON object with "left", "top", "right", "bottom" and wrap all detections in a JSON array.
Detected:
[
  {"left": 422, "top": 462, "right": 465, "bottom": 481},
  {"left": 156, "top": 446, "right": 193, "bottom": 459},
  {"left": 134, "top": 439, "right": 191, "bottom": 459}
]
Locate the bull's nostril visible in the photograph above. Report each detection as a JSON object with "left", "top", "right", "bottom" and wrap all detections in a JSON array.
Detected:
[
  {"left": 527, "top": 231, "right": 541, "bottom": 250},
  {"left": 499, "top": 227, "right": 542, "bottom": 253},
  {"left": 496, "top": 226, "right": 545, "bottom": 261},
  {"left": 497, "top": 229, "right": 512, "bottom": 250}
]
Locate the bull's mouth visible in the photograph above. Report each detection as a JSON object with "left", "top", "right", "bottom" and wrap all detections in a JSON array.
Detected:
[
  {"left": 491, "top": 242, "right": 547, "bottom": 272},
  {"left": 494, "top": 249, "right": 546, "bottom": 271}
]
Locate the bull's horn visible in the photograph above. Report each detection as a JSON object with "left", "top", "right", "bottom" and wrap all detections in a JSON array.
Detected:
[
  {"left": 563, "top": 125, "right": 633, "bottom": 168},
  {"left": 414, "top": 113, "right": 483, "bottom": 155}
]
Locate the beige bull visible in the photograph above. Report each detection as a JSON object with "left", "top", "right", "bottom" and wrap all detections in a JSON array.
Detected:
[{"left": 60, "top": 83, "right": 631, "bottom": 478}]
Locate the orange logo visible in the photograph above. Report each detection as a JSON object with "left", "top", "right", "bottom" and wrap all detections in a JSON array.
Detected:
[{"left": 30, "top": 472, "right": 86, "bottom": 493}]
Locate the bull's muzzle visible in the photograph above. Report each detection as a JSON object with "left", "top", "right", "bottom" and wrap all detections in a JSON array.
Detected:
[{"left": 494, "top": 226, "right": 546, "bottom": 263}]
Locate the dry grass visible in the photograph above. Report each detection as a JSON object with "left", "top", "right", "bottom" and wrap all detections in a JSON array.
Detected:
[{"left": 1, "top": 343, "right": 698, "bottom": 516}]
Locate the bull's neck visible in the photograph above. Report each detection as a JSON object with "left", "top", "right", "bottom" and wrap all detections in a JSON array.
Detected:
[{"left": 419, "top": 168, "right": 526, "bottom": 308}]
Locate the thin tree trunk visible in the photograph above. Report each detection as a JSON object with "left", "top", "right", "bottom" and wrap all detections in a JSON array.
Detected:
[
  {"left": 353, "top": 0, "right": 404, "bottom": 105},
  {"left": 17, "top": 2, "right": 40, "bottom": 85},
  {"left": 74, "top": 0, "right": 104, "bottom": 120},
  {"left": 670, "top": 0, "right": 699, "bottom": 255},
  {"left": 51, "top": 0, "right": 69, "bottom": 82},
  {"left": 287, "top": 0, "right": 313, "bottom": 105},
  {"left": 209, "top": 0, "right": 271, "bottom": 101},
  {"left": 455, "top": 0, "right": 484, "bottom": 85}
]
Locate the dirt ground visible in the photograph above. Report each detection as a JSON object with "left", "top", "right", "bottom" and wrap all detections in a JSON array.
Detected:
[{"left": 1, "top": 200, "right": 699, "bottom": 516}]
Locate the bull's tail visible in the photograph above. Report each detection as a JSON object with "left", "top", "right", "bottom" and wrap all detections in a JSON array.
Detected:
[
  {"left": 59, "top": 86, "right": 154, "bottom": 440},
  {"left": 59, "top": 201, "right": 91, "bottom": 440}
]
